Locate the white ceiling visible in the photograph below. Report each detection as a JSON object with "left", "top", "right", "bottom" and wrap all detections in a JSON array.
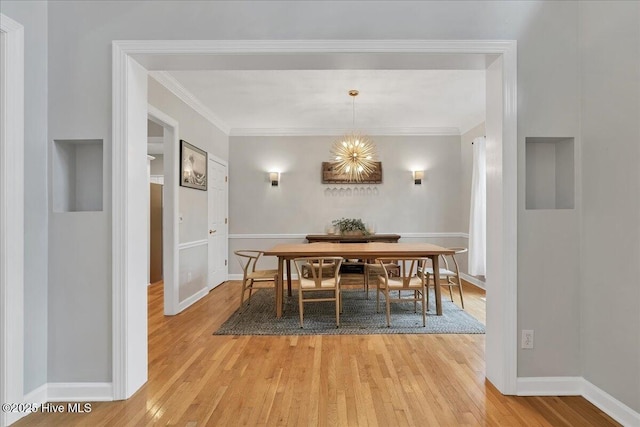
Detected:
[{"left": 164, "top": 69, "right": 486, "bottom": 135}]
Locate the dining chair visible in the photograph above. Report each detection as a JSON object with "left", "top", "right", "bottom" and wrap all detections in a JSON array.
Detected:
[
  {"left": 418, "top": 247, "right": 467, "bottom": 309},
  {"left": 363, "top": 260, "right": 399, "bottom": 299},
  {"left": 234, "top": 250, "right": 279, "bottom": 309},
  {"left": 292, "top": 257, "right": 344, "bottom": 328},
  {"left": 375, "top": 257, "right": 428, "bottom": 327}
]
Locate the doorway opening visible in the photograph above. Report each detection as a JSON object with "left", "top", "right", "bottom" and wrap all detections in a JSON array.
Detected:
[
  {"left": 147, "top": 106, "right": 180, "bottom": 316},
  {"left": 112, "top": 40, "right": 517, "bottom": 399}
]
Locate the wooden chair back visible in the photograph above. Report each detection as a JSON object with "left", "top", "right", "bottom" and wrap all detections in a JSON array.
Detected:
[
  {"left": 376, "top": 257, "right": 426, "bottom": 288},
  {"left": 294, "top": 257, "right": 343, "bottom": 288},
  {"left": 234, "top": 250, "right": 264, "bottom": 275}
]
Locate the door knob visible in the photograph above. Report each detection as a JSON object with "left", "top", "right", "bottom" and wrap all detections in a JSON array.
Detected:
[{"left": 209, "top": 229, "right": 217, "bottom": 234}]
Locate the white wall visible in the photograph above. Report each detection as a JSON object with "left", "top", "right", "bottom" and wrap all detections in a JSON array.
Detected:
[
  {"left": 148, "top": 77, "right": 228, "bottom": 304},
  {"left": 19, "top": 0, "right": 635, "bottom": 411},
  {"left": 579, "top": 1, "right": 640, "bottom": 412},
  {"left": 229, "top": 134, "right": 466, "bottom": 275},
  {"left": 1, "top": 0, "right": 48, "bottom": 394}
]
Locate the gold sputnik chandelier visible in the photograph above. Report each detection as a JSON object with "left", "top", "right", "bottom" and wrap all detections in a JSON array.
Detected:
[{"left": 330, "top": 90, "right": 377, "bottom": 181}]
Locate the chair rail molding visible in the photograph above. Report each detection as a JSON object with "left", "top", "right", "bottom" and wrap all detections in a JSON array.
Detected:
[
  {"left": 0, "top": 14, "right": 25, "bottom": 427},
  {"left": 178, "top": 239, "right": 208, "bottom": 250},
  {"left": 112, "top": 39, "right": 518, "bottom": 403}
]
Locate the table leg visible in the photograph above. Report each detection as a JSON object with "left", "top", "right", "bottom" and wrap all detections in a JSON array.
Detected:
[
  {"left": 286, "top": 259, "right": 293, "bottom": 297},
  {"left": 276, "top": 257, "right": 284, "bottom": 318},
  {"left": 432, "top": 255, "right": 443, "bottom": 315}
]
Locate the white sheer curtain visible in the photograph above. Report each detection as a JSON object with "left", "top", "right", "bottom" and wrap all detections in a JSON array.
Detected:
[{"left": 468, "top": 136, "right": 486, "bottom": 276}]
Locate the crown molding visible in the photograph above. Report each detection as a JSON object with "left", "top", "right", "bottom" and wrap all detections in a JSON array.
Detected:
[
  {"left": 114, "top": 39, "right": 517, "bottom": 55},
  {"left": 229, "top": 127, "right": 460, "bottom": 137},
  {"left": 459, "top": 120, "right": 486, "bottom": 136},
  {"left": 148, "top": 71, "right": 230, "bottom": 135}
]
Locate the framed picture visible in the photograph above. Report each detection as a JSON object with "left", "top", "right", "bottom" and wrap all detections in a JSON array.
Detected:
[
  {"left": 321, "top": 161, "right": 383, "bottom": 184},
  {"left": 180, "top": 139, "right": 207, "bottom": 191}
]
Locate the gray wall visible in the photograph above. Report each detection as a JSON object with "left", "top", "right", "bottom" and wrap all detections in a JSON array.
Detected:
[
  {"left": 1, "top": 0, "right": 49, "bottom": 394},
  {"left": 148, "top": 77, "right": 228, "bottom": 303},
  {"left": 1, "top": 0, "right": 634, "bottom": 412},
  {"left": 579, "top": 1, "right": 640, "bottom": 411},
  {"left": 229, "top": 135, "right": 467, "bottom": 274},
  {"left": 514, "top": 3, "right": 582, "bottom": 379},
  {"left": 149, "top": 154, "right": 164, "bottom": 175}
]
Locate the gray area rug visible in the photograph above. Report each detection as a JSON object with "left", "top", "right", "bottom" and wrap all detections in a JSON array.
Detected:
[{"left": 214, "top": 289, "right": 485, "bottom": 335}]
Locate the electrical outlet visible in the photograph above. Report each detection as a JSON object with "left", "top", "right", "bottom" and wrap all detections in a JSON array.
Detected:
[
  {"left": 187, "top": 272, "right": 192, "bottom": 282},
  {"left": 521, "top": 329, "right": 534, "bottom": 349}
]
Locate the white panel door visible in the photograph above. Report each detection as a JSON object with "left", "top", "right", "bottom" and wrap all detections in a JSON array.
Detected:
[{"left": 208, "top": 156, "right": 228, "bottom": 289}]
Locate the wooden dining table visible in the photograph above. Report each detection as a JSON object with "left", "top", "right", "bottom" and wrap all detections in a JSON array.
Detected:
[{"left": 263, "top": 242, "right": 455, "bottom": 318}]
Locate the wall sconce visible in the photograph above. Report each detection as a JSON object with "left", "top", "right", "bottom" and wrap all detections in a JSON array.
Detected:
[
  {"left": 413, "top": 170, "right": 424, "bottom": 185},
  {"left": 269, "top": 172, "right": 280, "bottom": 186}
]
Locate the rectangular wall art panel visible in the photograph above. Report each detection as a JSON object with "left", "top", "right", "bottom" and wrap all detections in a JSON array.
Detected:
[{"left": 321, "top": 162, "right": 383, "bottom": 184}]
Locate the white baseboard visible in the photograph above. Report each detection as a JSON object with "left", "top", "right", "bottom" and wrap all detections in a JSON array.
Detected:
[
  {"left": 23, "top": 382, "right": 48, "bottom": 404},
  {"left": 6, "top": 382, "right": 113, "bottom": 424},
  {"left": 517, "top": 377, "right": 640, "bottom": 426},
  {"left": 6, "top": 383, "right": 47, "bottom": 425},
  {"left": 582, "top": 379, "right": 640, "bottom": 427},
  {"left": 460, "top": 273, "right": 485, "bottom": 290},
  {"left": 6, "top": 381, "right": 113, "bottom": 423},
  {"left": 516, "top": 376, "right": 583, "bottom": 396},
  {"left": 5, "top": 411, "right": 26, "bottom": 426},
  {"left": 47, "top": 382, "right": 113, "bottom": 402},
  {"left": 177, "top": 287, "right": 209, "bottom": 312}
]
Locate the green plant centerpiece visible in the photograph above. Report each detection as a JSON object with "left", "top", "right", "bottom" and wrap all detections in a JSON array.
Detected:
[{"left": 332, "top": 217, "right": 370, "bottom": 236}]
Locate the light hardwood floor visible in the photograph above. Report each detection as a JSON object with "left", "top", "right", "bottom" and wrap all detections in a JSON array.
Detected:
[{"left": 16, "top": 280, "right": 619, "bottom": 426}]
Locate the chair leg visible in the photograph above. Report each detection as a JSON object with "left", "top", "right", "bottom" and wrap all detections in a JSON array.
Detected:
[
  {"left": 247, "top": 279, "right": 255, "bottom": 304},
  {"left": 448, "top": 282, "right": 454, "bottom": 302},
  {"left": 385, "top": 289, "right": 391, "bottom": 327},
  {"left": 376, "top": 286, "right": 381, "bottom": 312},
  {"left": 240, "top": 278, "right": 252, "bottom": 308},
  {"left": 458, "top": 279, "right": 465, "bottom": 309},
  {"left": 425, "top": 275, "right": 431, "bottom": 311},
  {"left": 364, "top": 270, "right": 369, "bottom": 299},
  {"left": 298, "top": 289, "right": 304, "bottom": 328},
  {"left": 274, "top": 275, "right": 280, "bottom": 314},
  {"left": 336, "top": 288, "right": 340, "bottom": 328},
  {"left": 421, "top": 288, "right": 426, "bottom": 327}
]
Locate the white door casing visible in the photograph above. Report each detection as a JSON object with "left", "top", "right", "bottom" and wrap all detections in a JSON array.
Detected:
[
  {"left": 0, "top": 14, "right": 24, "bottom": 427},
  {"left": 112, "top": 40, "right": 517, "bottom": 400},
  {"left": 208, "top": 155, "right": 228, "bottom": 290}
]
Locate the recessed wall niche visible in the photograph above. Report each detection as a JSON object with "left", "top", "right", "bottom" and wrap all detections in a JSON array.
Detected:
[
  {"left": 525, "top": 137, "right": 574, "bottom": 210},
  {"left": 53, "top": 139, "right": 103, "bottom": 212}
]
